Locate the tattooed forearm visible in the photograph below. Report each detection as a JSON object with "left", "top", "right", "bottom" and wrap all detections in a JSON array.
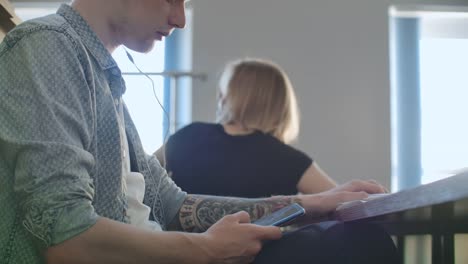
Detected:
[{"left": 170, "top": 195, "right": 302, "bottom": 232}]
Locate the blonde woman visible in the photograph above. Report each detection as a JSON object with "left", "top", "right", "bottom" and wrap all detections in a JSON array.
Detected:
[{"left": 157, "top": 58, "right": 337, "bottom": 198}]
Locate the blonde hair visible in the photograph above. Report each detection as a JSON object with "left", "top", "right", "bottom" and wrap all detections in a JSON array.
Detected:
[{"left": 216, "top": 58, "right": 300, "bottom": 144}]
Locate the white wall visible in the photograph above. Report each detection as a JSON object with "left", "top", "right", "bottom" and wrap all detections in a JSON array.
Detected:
[{"left": 191, "top": 0, "right": 468, "bottom": 188}]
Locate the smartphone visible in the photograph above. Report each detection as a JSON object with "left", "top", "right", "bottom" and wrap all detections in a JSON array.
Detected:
[{"left": 253, "top": 203, "right": 305, "bottom": 227}]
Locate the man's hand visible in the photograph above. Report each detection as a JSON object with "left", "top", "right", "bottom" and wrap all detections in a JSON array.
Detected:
[
  {"left": 197, "top": 211, "right": 282, "bottom": 264},
  {"left": 300, "top": 179, "right": 388, "bottom": 220}
]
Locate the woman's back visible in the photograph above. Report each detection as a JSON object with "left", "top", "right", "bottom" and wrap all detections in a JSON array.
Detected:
[{"left": 165, "top": 122, "right": 312, "bottom": 198}]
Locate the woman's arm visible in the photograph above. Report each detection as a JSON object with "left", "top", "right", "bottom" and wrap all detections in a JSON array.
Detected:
[{"left": 296, "top": 162, "right": 337, "bottom": 194}]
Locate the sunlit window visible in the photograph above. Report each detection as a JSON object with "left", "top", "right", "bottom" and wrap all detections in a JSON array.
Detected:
[
  {"left": 420, "top": 34, "right": 468, "bottom": 183},
  {"left": 390, "top": 6, "right": 468, "bottom": 189},
  {"left": 114, "top": 47, "right": 166, "bottom": 153}
]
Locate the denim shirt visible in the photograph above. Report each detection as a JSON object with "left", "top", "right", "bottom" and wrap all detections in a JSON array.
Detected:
[{"left": 0, "top": 4, "right": 186, "bottom": 263}]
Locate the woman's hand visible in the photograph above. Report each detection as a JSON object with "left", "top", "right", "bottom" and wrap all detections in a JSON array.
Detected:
[{"left": 299, "top": 179, "right": 388, "bottom": 221}]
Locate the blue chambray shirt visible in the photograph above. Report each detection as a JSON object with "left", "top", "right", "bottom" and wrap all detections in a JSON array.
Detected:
[{"left": 0, "top": 4, "right": 186, "bottom": 263}]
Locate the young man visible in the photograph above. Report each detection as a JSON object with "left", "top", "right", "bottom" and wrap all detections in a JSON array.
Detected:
[{"left": 0, "top": 1, "right": 398, "bottom": 263}]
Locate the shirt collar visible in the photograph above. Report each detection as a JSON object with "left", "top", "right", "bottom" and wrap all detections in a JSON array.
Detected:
[{"left": 57, "top": 4, "right": 119, "bottom": 71}]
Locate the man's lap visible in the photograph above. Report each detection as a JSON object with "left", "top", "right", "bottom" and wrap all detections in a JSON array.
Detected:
[{"left": 254, "top": 221, "right": 400, "bottom": 264}]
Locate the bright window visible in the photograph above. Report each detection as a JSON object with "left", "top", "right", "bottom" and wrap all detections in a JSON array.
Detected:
[
  {"left": 390, "top": 6, "right": 468, "bottom": 189},
  {"left": 114, "top": 47, "right": 166, "bottom": 153},
  {"left": 420, "top": 38, "right": 468, "bottom": 183}
]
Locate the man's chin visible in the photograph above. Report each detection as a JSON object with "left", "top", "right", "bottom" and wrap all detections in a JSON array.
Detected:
[{"left": 126, "top": 40, "right": 156, "bottom": 54}]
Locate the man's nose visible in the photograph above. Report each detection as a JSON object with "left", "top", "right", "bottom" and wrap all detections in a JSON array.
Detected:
[{"left": 169, "top": 4, "right": 186, "bottom": 29}]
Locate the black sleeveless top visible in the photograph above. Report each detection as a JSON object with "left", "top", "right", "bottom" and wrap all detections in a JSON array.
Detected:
[{"left": 165, "top": 122, "right": 312, "bottom": 198}]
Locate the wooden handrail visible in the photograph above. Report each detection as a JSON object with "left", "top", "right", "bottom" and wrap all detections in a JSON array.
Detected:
[{"left": 0, "top": 0, "right": 21, "bottom": 40}]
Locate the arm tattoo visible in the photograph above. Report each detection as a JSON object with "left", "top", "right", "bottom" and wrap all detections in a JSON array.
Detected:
[{"left": 168, "top": 195, "right": 302, "bottom": 232}]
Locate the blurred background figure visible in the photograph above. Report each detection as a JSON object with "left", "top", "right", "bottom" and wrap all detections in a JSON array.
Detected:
[{"left": 156, "top": 58, "right": 337, "bottom": 198}]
